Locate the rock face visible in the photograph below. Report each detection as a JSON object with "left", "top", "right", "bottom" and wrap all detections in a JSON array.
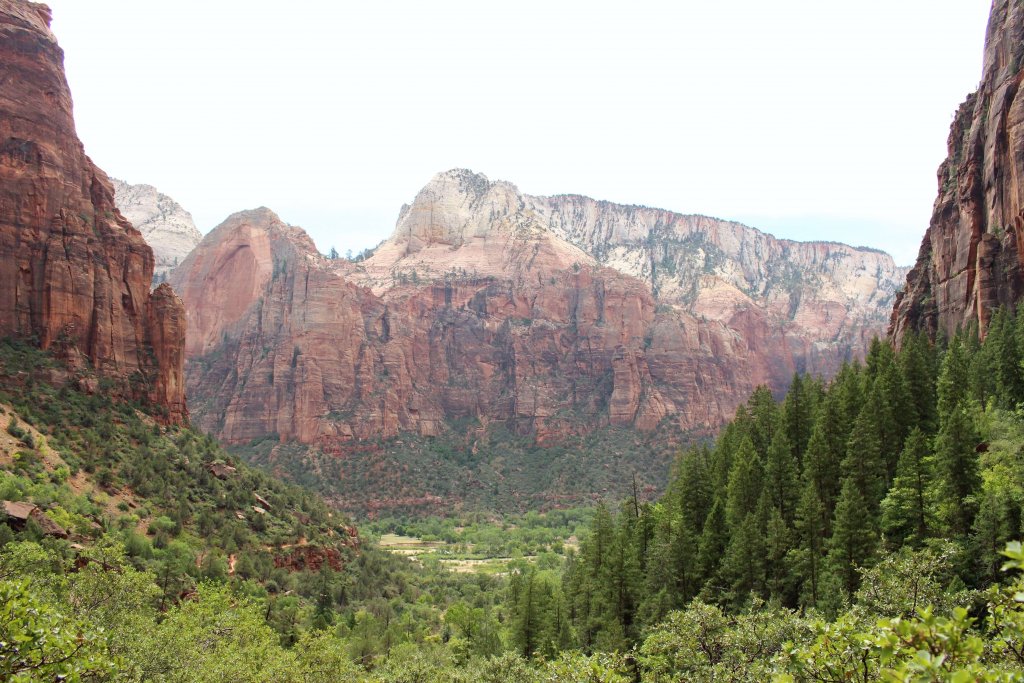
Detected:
[
  {"left": 0, "top": 0, "right": 186, "bottom": 422},
  {"left": 891, "top": 0, "right": 1024, "bottom": 343},
  {"left": 111, "top": 178, "right": 202, "bottom": 285},
  {"left": 532, "top": 195, "right": 904, "bottom": 378},
  {"left": 173, "top": 169, "right": 904, "bottom": 445}
]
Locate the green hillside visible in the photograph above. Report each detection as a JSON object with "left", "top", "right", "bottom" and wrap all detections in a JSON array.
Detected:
[{"left": 9, "top": 311, "right": 1024, "bottom": 680}]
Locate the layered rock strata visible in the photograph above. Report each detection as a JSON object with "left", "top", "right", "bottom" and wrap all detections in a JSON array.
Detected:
[
  {"left": 0, "top": 0, "right": 186, "bottom": 422},
  {"left": 891, "top": 0, "right": 1024, "bottom": 342},
  {"left": 174, "top": 170, "right": 905, "bottom": 445}
]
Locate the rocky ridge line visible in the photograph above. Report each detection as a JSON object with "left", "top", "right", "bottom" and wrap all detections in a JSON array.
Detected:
[{"left": 172, "top": 169, "right": 905, "bottom": 445}]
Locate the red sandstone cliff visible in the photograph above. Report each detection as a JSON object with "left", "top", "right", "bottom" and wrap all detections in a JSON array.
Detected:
[
  {"left": 172, "top": 170, "right": 904, "bottom": 446},
  {"left": 0, "top": 1, "right": 186, "bottom": 422},
  {"left": 891, "top": 0, "right": 1024, "bottom": 343}
]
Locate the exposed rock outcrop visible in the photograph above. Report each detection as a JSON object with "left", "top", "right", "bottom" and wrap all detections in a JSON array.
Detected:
[
  {"left": 535, "top": 195, "right": 905, "bottom": 375},
  {"left": 0, "top": 0, "right": 186, "bottom": 422},
  {"left": 173, "top": 170, "right": 904, "bottom": 446},
  {"left": 891, "top": 0, "right": 1024, "bottom": 343},
  {"left": 111, "top": 178, "right": 202, "bottom": 285}
]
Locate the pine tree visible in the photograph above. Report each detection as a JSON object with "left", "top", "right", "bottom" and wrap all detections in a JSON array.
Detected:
[
  {"left": 971, "top": 485, "right": 1015, "bottom": 583},
  {"left": 878, "top": 358, "right": 914, "bottom": 448},
  {"left": 988, "top": 308, "right": 1023, "bottom": 407},
  {"left": 696, "top": 498, "right": 728, "bottom": 590},
  {"left": 791, "top": 478, "right": 827, "bottom": 608},
  {"left": 898, "top": 331, "right": 938, "bottom": 434},
  {"left": 865, "top": 336, "right": 895, "bottom": 383},
  {"left": 832, "top": 361, "right": 866, "bottom": 440},
  {"left": 783, "top": 373, "right": 811, "bottom": 462},
  {"left": 718, "top": 511, "right": 766, "bottom": 606},
  {"left": 802, "top": 402, "right": 845, "bottom": 528},
  {"left": 827, "top": 477, "right": 879, "bottom": 596},
  {"left": 937, "top": 334, "right": 970, "bottom": 420},
  {"left": 747, "top": 385, "right": 779, "bottom": 460},
  {"left": 764, "top": 421, "right": 799, "bottom": 524},
  {"left": 842, "top": 403, "right": 887, "bottom": 512},
  {"left": 677, "top": 444, "right": 712, "bottom": 540},
  {"left": 865, "top": 377, "right": 901, "bottom": 487},
  {"left": 642, "top": 506, "right": 692, "bottom": 623},
  {"left": 933, "top": 332, "right": 982, "bottom": 538},
  {"left": 512, "top": 569, "right": 543, "bottom": 657},
  {"left": 725, "top": 437, "right": 763, "bottom": 531},
  {"left": 880, "top": 428, "right": 933, "bottom": 548},
  {"left": 933, "top": 403, "right": 981, "bottom": 537},
  {"left": 764, "top": 498, "right": 795, "bottom": 606}
]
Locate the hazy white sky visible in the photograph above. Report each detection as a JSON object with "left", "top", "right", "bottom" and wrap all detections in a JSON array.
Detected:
[{"left": 46, "top": 1, "right": 991, "bottom": 265}]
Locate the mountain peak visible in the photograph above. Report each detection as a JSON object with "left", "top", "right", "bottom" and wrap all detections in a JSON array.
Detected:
[
  {"left": 111, "top": 178, "right": 202, "bottom": 284},
  {"left": 392, "top": 169, "right": 525, "bottom": 250}
]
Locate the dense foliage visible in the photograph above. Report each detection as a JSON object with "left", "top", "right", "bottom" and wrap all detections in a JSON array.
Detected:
[
  {"left": 9, "top": 308, "right": 1024, "bottom": 680},
  {"left": 238, "top": 421, "right": 681, "bottom": 516},
  {"left": 543, "top": 317, "right": 1024, "bottom": 653}
]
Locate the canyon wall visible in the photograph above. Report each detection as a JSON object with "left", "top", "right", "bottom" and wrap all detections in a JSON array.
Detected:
[
  {"left": 174, "top": 170, "right": 905, "bottom": 445},
  {"left": 891, "top": 0, "right": 1024, "bottom": 343},
  {"left": 0, "top": 0, "right": 186, "bottom": 422}
]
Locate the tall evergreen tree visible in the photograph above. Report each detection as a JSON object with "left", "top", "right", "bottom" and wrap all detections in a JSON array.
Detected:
[
  {"left": 865, "top": 377, "right": 901, "bottom": 487},
  {"left": 725, "top": 437, "right": 763, "bottom": 531},
  {"left": 696, "top": 498, "right": 728, "bottom": 592},
  {"left": 832, "top": 361, "right": 866, "bottom": 440},
  {"left": 748, "top": 385, "right": 780, "bottom": 460},
  {"left": 763, "top": 497, "right": 795, "bottom": 606},
  {"left": 937, "top": 334, "right": 971, "bottom": 420},
  {"left": 718, "top": 510, "right": 766, "bottom": 606},
  {"left": 764, "top": 421, "right": 799, "bottom": 524},
  {"left": 782, "top": 373, "right": 818, "bottom": 463},
  {"left": 933, "top": 403, "right": 981, "bottom": 538},
  {"left": 988, "top": 308, "right": 1023, "bottom": 407},
  {"left": 865, "top": 336, "right": 895, "bottom": 383},
  {"left": 880, "top": 428, "right": 933, "bottom": 548},
  {"left": 932, "top": 331, "right": 982, "bottom": 538},
  {"left": 677, "top": 444, "right": 712, "bottom": 540},
  {"left": 802, "top": 403, "right": 845, "bottom": 528},
  {"left": 898, "top": 331, "right": 938, "bottom": 434},
  {"left": 842, "top": 404, "right": 887, "bottom": 512},
  {"left": 878, "top": 358, "right": 914, "bottom": 448},
  {"left": 791, "top": 477, "right": 828, "bottom": 608},
  {"left": 827, "top": 477, "right": 879, "bottom": 596}
]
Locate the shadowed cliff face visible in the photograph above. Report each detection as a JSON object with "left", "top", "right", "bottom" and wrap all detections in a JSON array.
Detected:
[
  {"left": 0, "top": 1, "right": 186, "bottom": 422},
  {"left": 173, "top": 170, "right": 904, "bottom": 446},
  {"left": 891, "top": 0, "right": 1024, "bottom": 344}
]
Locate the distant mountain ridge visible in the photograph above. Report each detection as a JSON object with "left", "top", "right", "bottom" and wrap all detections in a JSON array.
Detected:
[
  {"left": 111, "top": 178, "right": 202, "bottom": 285},
  {"left": 343, "top": 169, "right": 906, "bottom": 378},
  {"left": 171, "top": 169, "right": 906, "bottom": 459}
]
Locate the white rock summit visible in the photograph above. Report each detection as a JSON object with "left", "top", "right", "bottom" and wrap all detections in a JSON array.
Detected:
[{"left": 111, "top": 178, "right": 203, "bottom": 285}]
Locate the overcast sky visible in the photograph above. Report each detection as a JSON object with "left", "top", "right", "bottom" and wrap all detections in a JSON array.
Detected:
[{"left": 46, "top": 1, "right": 992, "bottom": 265}]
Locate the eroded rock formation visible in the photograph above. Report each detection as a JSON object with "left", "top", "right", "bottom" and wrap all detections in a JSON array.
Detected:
[
  {"left": 891, "top": 0, "right": 1024, "bottom": 343},
  {"left": 0, "top": 0, "right": 186, "bottom": 422},
  {"left": 111, "top": 178, "right": 202, "bottom": 285},
  {"left": 174, "top": 170, "right": 905, "bottom": 445}
]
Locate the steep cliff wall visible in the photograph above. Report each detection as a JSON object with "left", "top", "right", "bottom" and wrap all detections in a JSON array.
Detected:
[
  {"left": 531, "top": 196, "right": 904, "bottom": 378},
  {"left": 0, "top": 0, "right": 186, "bottom": 422},
  {"left": 891, "top": 0, "right": 1024, "bottom": 343},
  {"left": 174, "top": 170, "right": 905, "bottom": 445}
]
